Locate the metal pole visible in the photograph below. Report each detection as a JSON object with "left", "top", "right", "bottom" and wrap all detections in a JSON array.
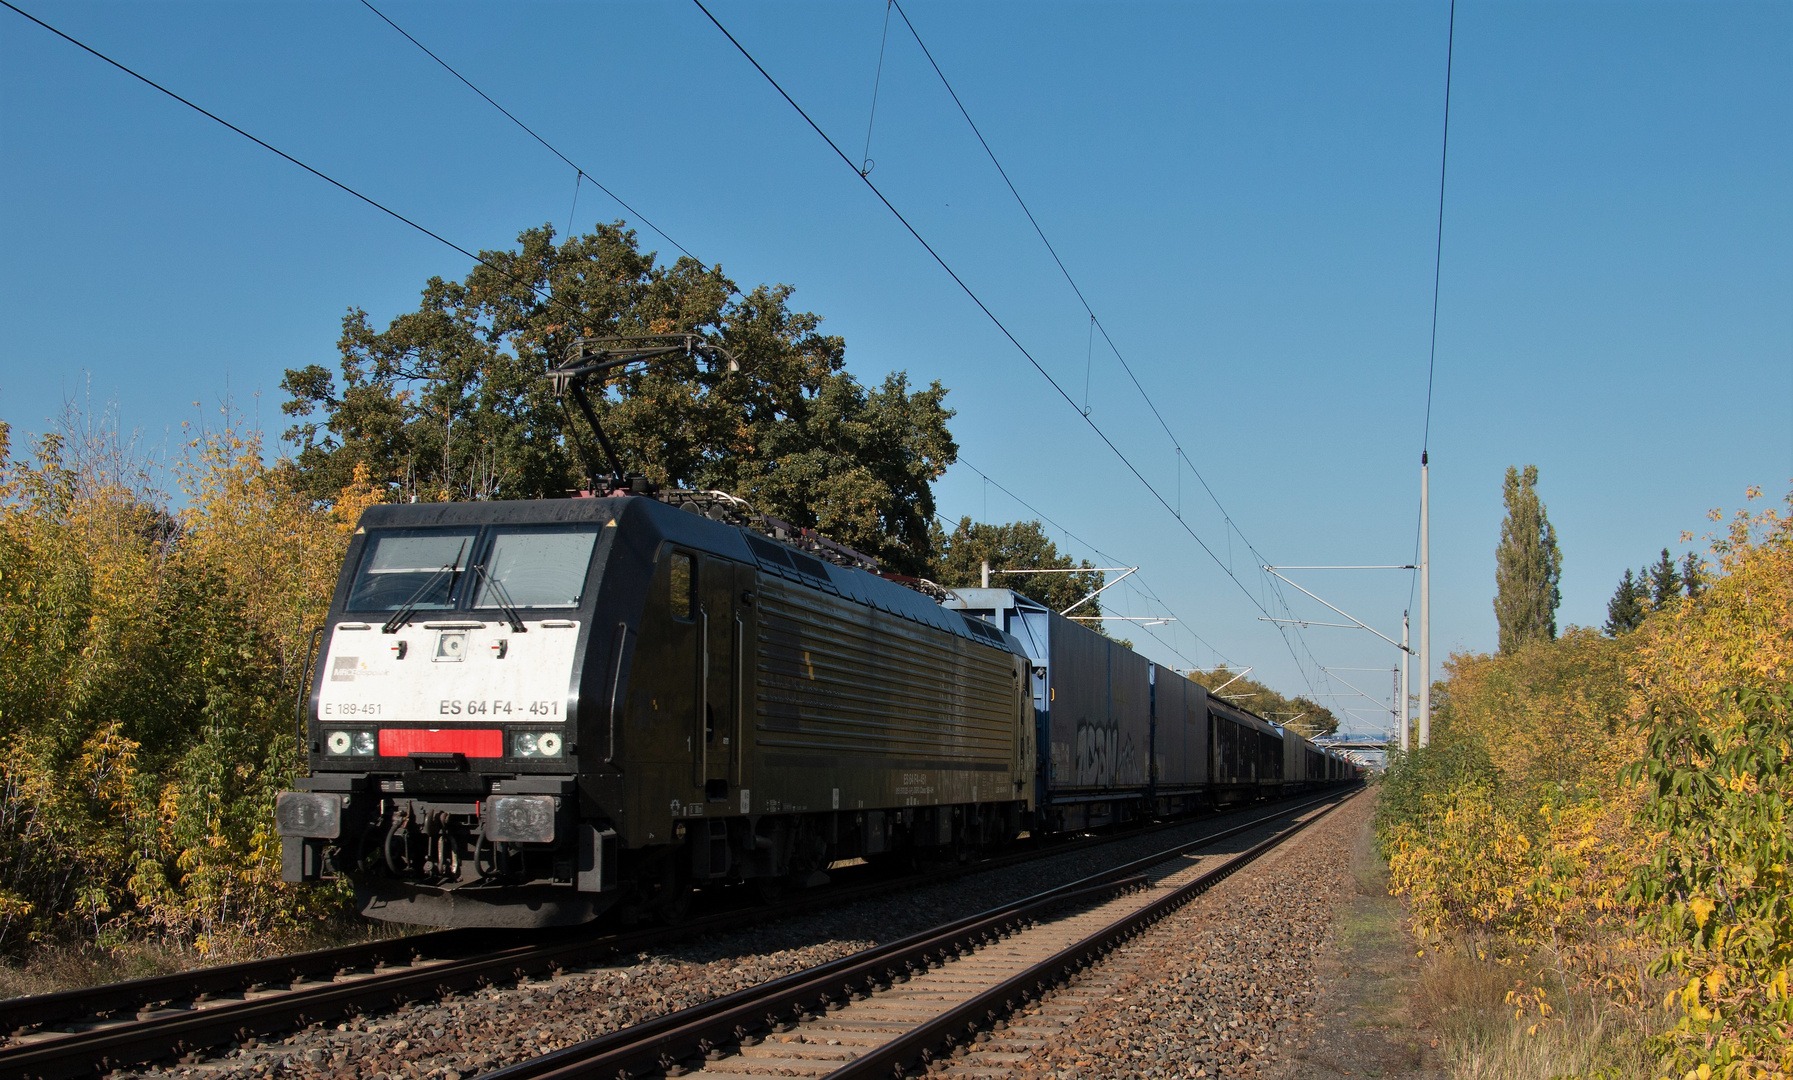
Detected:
[
  {"left": 981, "top": 559, "right": 989, "bottom": 589},
  {"left": 1419, "top": 452, "right": 1431, "bottom": 748},
  {"left": 1400, "top": 611, "right": 1410, "bottom": 752},
  {"left": 1392, "top": 665, "right": 1400, "bottom": 741}
]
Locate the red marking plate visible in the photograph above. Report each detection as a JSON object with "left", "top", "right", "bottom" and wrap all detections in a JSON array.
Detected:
[{"left": 379, "top": 728, "right": 504, "bottom": 758}]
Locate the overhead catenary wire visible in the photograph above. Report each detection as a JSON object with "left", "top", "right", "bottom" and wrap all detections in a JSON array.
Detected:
[
  {"left": 1421, "top": 0, "right": 1457, "bottom": 457},
  {"left": 884, "top": 1, "right": 1337, "bottom": 697},
  {"left": 1410, "top": 0, "right": 1458, "bottom": 615},
  {"left": 0, "top": 0, "right": 595, "bottom": 330},
  {"left": 889, "top": 0, "right": 1274, "bottom": 576},
  {"left": 359, "top": 0, "right": 701, "bottom": 264},
  {"left": 691, "top": 0, "right": 1320, "bottom": 697},
  {"left": 946, "top": 458, "right": 1237, "bottom": 672},
  {"left": 857, "top": 0, "right": 895, "bottom": 177}
]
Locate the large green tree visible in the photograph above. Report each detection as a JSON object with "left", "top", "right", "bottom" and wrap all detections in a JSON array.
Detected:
[
  {"left": 1493, "top": 464, "right": 1563, "bottom": 654},
  {"left": 932, "top": 517, "right": 1103, "bottom": 618},
  {"left": 280, "top": 223, "right": 956, "bottom": 573}
]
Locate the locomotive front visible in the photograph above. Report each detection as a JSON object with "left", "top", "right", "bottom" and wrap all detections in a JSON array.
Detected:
[{"left": 276, "top": 498, "right": 630, "bottom": 927}]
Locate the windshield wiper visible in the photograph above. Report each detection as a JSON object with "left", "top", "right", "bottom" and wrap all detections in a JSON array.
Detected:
[
  {"left": 473, "top": 565, "right": 528, "bottom": 634},
  {"left": 382, "top": 541, "right": 468, "bottom": 634}
]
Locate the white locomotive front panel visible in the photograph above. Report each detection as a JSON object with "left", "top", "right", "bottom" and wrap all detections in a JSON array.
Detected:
[{"left": 316, "top": 619, "right": 581, "bottom": 724}]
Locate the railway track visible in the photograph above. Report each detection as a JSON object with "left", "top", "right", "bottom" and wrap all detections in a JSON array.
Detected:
[
  {"left": 0, "top": 789, "right": 1356, "bottom": 1080},
  {"left": 471, "top": 789, "right": 1356, "bottom": 1080}
]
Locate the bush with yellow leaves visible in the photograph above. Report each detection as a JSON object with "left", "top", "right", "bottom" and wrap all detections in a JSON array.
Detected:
[
  {"left": 0, "top": 409, "right": 381, "bottom": 956},
  {"left": 1626, "top": 489, "right": 1793, "bottom": 1079},
  {"left": 1379, "top": 486, "right": 1793, "bottom": 1079}
]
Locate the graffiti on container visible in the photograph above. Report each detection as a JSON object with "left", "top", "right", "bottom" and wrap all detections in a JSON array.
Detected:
[{"left": 1073, "top": 719, "right": 1140, "bottom": 786}]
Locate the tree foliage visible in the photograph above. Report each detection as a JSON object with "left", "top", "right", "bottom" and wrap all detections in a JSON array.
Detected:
[
  {"left": 1493, "top": 463, "right": 1563, "bottom": 654},
  {"left": 1625, "top": 491, "right": 1793, "bottom": 1078},
  {"left": 1607, "top": 568, "right": 1647, "bottom": 636},
  {"left": 1607, "top": 549, "right": 1708, "bottom": 638},
  {"left": 931, "top": 517, "right": 1102, "bottom": 617},
  {"left": 1629, "top": 685, "right": 1793, "bottom": 1079},
  {"left": 1646, "top": 546, "right": 1684, "bottom": 608},
  {"left": 281, "top": 222, "right": 956, "bottom": 574}
]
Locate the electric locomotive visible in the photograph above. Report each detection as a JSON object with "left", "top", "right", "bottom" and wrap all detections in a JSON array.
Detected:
[{"left": 276, "top": 490, "right": 1034, "bottom": 928}]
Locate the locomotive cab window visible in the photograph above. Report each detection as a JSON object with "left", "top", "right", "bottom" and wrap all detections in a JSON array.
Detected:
[
  {"left": 473, "top": 527, "right": 598, "bottom": 608},
  {"left": 669, "top": 551, "right": 694, "bottom": 621},
  {"left": 347, "top": 529, "right": 478, "bottom": 611}
]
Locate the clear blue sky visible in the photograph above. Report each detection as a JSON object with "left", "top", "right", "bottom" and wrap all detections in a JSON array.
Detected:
[{"left": 3, "top": 1, "right": 1788, "bottom": 733}]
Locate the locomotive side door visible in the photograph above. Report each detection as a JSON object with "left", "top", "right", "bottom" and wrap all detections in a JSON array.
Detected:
[{"left": 696, "top": 556, "right": 741, "bottom": 802}]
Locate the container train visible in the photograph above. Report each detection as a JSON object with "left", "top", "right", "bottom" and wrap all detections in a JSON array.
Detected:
[{"left": 277, "top": 488, "right": 1359, "bottom": 929}]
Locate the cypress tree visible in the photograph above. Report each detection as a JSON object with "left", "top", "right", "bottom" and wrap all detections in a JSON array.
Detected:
[
  {"left": 1604, "top": 569, "right": 1645, "bottom": 635},
  {"left": 1646, "top": 547, "right": 1682, "bottom": 607},
  {"left": 1493, "top": 464, "right": 1563, "bottom": 654}
]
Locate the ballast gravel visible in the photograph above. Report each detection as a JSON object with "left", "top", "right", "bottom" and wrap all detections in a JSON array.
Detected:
[
  {"left": 142, "top": 800, "right": 1336, "bottom": 1080},
  {"left": 999, "top": 791, "right": 1373, "bottom": 1080}
]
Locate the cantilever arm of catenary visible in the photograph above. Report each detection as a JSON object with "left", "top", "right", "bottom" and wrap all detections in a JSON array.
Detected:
[
  {"left": 1317, "top": 668, "right": 1393, "bottom": 713},
  {"left": 1056, "top": 567, "right": 1136, "bottom": 616},
  {"left": 1260, "top": 567, "right": 1414, "bottom": 656}
]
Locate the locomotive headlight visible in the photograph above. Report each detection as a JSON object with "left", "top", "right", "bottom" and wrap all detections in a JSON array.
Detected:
[
  {"left": 325, "top": 730, "right": 352, "bottom": 755},
  {"left": 512, "top": 731, "right": 563, "bottom": 758},
  {"left": 351, "top": 731, "right": 377, "bottom": 756},
  {"left": 435, "top": 631, "right": 467, "bottom": 662}
]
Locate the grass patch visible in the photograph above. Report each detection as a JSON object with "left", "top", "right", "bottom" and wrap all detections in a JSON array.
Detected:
[
  {"left": 1356, "top": 801, "right": 1660, "bottom": 1079},
  {"left": 0, "top": 915, "right": 416, "bottom": 1000},
  {"left": 1415, "top": 941, "right": 1659, "bottom": 1080}
]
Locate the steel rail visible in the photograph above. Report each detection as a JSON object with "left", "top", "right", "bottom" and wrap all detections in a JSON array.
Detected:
[
  {"left": 0, "top": 787, "right": 1355, "bottom": 1080},
  {"left": 831, "top": 790, "right": 1359, "bottom": 1080},
  {"left": 474, "top": 787, "right": 1358, "bottom": 1080},
  {"left": 0, "top": 929, "right": 472, "bottom": 1034},
  {"left": 489, "top": 878, "right": 1152, "bottom": 1080}
]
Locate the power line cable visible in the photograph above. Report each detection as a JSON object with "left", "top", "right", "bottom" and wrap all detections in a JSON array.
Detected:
[
  {"left": 0, "top": 0, "right": 596, "bottom": 328},
  {"left": 1410, "top": 0, "right": 1458, "bottom": 615},
  {"left": 891, "top": 0, "right": 1257, "bottom": 543},
  {"left": 694, "top": 0, "right": 1325, "bottom": 697},
  {"left": 947, "top": 458, "right": 1236, "bottom": 671},
  {"left": 1422, "top": 0, "right": 1457, "bottom": 455},
  {"left": 359, "top": 0, "right": 701, "bottom": 264},
  {"left": 692, "top": 0, "right": 1316, "bottom": 693},
  {"left": 929, "top": 502, "right": 1206, "bottom": 673},
  {"left": 857, "top": 0, "right": 895, "bottom": 177},
  {"left": 887, "top": 0, "right": 1329, "bottom": 685}
]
